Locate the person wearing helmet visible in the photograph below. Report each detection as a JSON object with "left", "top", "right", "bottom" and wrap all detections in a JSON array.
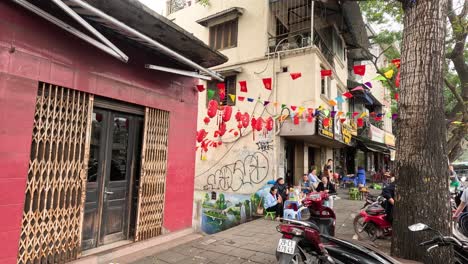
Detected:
[{"left": 454, "top": 188, "right": 468, "bottom": 219}]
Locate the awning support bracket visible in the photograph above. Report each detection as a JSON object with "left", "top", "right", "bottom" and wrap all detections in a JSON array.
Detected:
[{"left": 145, "top": 64, "right": 212, "bottom": 81}]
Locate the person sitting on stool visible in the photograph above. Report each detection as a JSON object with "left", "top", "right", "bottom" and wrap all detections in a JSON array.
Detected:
[{"left": 264, "top": 186, "right": 283, "bottom": 221}]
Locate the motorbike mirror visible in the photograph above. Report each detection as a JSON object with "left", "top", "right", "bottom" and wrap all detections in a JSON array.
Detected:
[{"left": 408, "top": 223, "right": 430, "bottom": 232}]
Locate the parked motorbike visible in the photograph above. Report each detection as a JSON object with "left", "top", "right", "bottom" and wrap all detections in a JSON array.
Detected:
[
  {"left": 353, "top": 195, "right": 392, "bottom": 241},
  {"left": 409, "top": 223, "right": 468, "bottom": 263},
  {"left": 276, "top": 192, "right": 401, "bottom": 264}
]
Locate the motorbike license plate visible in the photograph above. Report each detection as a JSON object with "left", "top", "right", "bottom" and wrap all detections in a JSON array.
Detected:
[{"left": 277, "top": 239, "right": 296, "bottom": 255}]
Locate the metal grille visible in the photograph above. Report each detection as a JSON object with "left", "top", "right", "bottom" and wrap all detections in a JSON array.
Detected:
[
  {"left": 17, "top": 83, "right": 93, "bottom": 263},
  {"left": 135, "top": 108, "right": 170, "bottom": 241}
]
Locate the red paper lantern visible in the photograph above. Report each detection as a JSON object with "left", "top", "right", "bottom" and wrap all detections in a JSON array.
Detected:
[
  {"left": 392, "top": 58, "right": 401, "bottom": 68},
  {"left": 237, "top": 123, "right": 243, "bottom": 129},
  {"left": 196, "top": 129, "right": 208, "bottom": 143},
  {"left": 222, "top": 105, "right": 232, "bottom": 122},
  {"left": 218, "top": 122, "right": 227, "bottom": 136},
  {"left": 234, "top": 131, "right": 239, "bottom": 137},
  {"left": 293, "top": 115, "right": 299, "bottom": 125},
  {"left": 218, "top": 141, "right": 222, "bottom": 146},
  {"left": 203, "top": 117, "right": 210, "bottom": 125},
  {"left": 207, "top": 100, "right": 218, "bottom": 118},
  {"left": 217, "top": 83, "right": 226, "bottom": 100},
  {"left": 251, "top": 117, "right": 257, "bottom": 129},
  {"left": 235, "top": 111, "right": 242, "bottom": 122},
  {"left": 255, "top": 117, "right": 263, "bottom": 131},
  {"left": 242, "top": 113, "right": 250, "bottom": 128},
  {"left": 266, "top": 117, "right": 274, "bottom": 131}
]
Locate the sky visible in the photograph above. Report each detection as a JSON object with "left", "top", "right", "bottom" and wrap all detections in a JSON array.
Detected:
[{"left": 139, "top": 0, "right": 166, "bottom": 15}]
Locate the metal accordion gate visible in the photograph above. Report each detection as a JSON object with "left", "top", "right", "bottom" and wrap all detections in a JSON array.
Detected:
[{"left": 17, "top": 83, "right": 93, "bottom": 264}]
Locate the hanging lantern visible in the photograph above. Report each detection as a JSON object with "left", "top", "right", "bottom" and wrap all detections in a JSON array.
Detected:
[
  {"left": 237, "top": 123, "right": 243, "bottom": 129},
  {"left": 207, "top": 100, "right": 218, "bottom": 118},
  {"left": 266, "top": 117, "right": 274, "bottom": 131},
  {"left": 218, "top": 141, "right": 223, "bottom": 146},
  {"left": 218, "top": 122, "right": 227, "bottom": 136},
  {"left": 203, "top": 117, "right": 210, "bottom": 125},
  {"left": 255, "top": 117, "right": 263, "bottom": 131},
  {"left": 242, "top": 113, "right": 250, "bottom": 128},
  {"left": 196, "top": 129, "right": 208, "bottom": 143},
  {"left": 251, "top": 117, "right": 257, "bottom": 129},
  {"left": 234, "top": 131, "right": 239, "bottom": 137},
  {"left": 294, "top": 115, "right": 299, "bottom": 125},
  {"left": 222, "top": 105, "right": 233, "bottom": 122},
  {"left": 235, "top": 111, "right": 242, "bottom": 122}
]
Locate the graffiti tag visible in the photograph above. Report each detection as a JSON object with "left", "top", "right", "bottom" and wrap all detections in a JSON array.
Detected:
[
  {"left": 256, "top": 139, "right": 273, "bottom": 152},
  {"left": 203, "top": 152, "right": 270, "bottom": 192}
]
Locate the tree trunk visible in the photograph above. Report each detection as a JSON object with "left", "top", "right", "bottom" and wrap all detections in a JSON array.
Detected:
[{"left": 391, "top": 0, "right": 453, "bottom": 263}]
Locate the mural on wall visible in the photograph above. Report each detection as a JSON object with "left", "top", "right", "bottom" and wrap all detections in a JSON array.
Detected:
[
  {"left": 203, "top": 151, "right": 270, "bottom": 191},
  {"left": 200, "top": 182, "right": 275, "bottom": 234}
]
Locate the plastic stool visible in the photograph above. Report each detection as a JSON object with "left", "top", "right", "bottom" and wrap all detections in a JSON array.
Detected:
[
  {"left": 265, "top": 211, "right": 275, "bottom": 220},
  {"left": 349, "top": 188, "right": 359, "bottom": 200},
  {"left": 283, "top": 209, "right": 298, "bottom": 220}
]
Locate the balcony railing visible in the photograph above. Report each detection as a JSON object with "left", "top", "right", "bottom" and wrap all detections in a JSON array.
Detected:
[{"left": 313, "top": 30, "right": 335, "bottom": 67}]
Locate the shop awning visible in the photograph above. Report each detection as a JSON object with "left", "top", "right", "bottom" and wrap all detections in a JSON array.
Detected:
[
  {"left": 356, "top": 136, "right": 395, "bottom": 154},
  {"left": 196, "top": 7, "right": 244, "bottom": 27}
]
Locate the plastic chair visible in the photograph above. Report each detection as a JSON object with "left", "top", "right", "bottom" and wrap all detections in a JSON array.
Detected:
[
  {"left": 349, "top": 187, "right": 359, "bottom": 200},
  {"left": 265, "top": 211, "right": 275, "bottom": 220}
]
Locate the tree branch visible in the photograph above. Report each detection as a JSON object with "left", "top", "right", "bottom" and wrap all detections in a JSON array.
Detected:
[{"left": 445, "top": 78, "right": 466, "bottom": 110}]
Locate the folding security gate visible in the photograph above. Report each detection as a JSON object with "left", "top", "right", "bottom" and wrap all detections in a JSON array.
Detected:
[
  {"left": 17, "top": 83, "right": 93, "bottom": 263},
  {"left": 17, "top": 83, "right": 170, "bottom": 263}
]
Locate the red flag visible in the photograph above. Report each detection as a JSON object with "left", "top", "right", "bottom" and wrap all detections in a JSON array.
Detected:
[
  {"left": 352, "top": 112, "right": 359, "bottom": 118},
  {"left": 395, "top": 92, "right": 399, "bottom": 101},
  {"left": 290, "top": 106, "right": 297, "bottom": 111},
  {"left": 196, "top": 84, "right": 205, "bottom": 92},
  {"left": 323, "top": 118, "right": 330, "bottom": 127},
  {"left": 239, "top": 80, "right": 248, "bottom": 93},
  {"left": 342, "top": 92, "right": 353, "bottom": 99},
  {"left": 290, "top": 72, "right": 302, "bottom": 80},
  {"left": 238, "top": 96, "right": 245, "bottom": 101},
  {"left": 262, "top": 78, "right": 272, "bottom": 90},
  {"left": 353, "top": 65, "right": 366, "bottom": 76},
  {"left": 395, "top": 70, "right": 401, "bottom": 88},
  {"left": 217, "top": 83, "right": 225, "bottom": 100},
  {"left": 374, "top": 116, "right": 382, "bottom": 122},
  {"left": 340, "top": 118, "right": 346, "bottom": 123},
  {"left": 321, "top": 70, "right": 332, "bottom": 78},
  {"left": 357, "top": 118, "right": 364, "bottom": 127},
  {"left": 392, "top": 59, "right": 401, "bottom": 68}
]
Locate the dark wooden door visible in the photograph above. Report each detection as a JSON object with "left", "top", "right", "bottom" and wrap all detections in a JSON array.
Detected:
[{"left": 82, "top": 108, "right": 143, "bottom": 250}]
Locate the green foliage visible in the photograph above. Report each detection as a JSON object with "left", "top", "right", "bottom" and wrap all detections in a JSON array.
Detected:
[
  {"left": 198, "top": 0, "right": 210, "bottom": 7},
  {"left": 204, "top": 210, "right": 227, "bottom": 220},
  {"left": 215, "top": 193, "right": 227, "bottom": 210},
  {"left": 360, "top": 1, "right": 403, "bottom": 25}
]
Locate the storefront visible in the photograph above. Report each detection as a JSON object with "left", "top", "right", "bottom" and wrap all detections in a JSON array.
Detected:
[{"left": 0, "top": 1, "right": 226, "bottom": 263}]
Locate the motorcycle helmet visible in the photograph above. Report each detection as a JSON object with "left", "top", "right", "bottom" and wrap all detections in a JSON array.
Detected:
[{"left": 458, "top": 212, "right": 468, "bottom": 237}]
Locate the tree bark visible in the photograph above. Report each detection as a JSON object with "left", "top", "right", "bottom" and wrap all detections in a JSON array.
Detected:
[{"left": 392, "top": 0, "right": 453, "bottom": 263}]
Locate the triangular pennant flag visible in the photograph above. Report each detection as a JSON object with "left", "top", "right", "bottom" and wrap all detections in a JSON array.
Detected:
[
  {"left": 357, "top": 118, "right": 364, "bottom": 127},
  {"left": 373, "top": 75, "right": 387, "bottom": 81},
  {"left": 343, "top": 92, "right": 353, "bottom": 99},
  {"left": 352, "top": 112, "right": 359, "bottom": 118},
  {"left": 321, "top": 69, "right": 332, "bottom": 77},
  {"left": 323, "top": 109, "right": 330, "bottom": 117},
  {"left": 331, "top": 111, "right": 337, "bottom": 118},
  {"left": 329, "top": 100, "right": 337, "bottom": 107},
  {"left": 217, "top": 83, "right": 226, "bottom": 100},
  {"left": 291, "top": 106, "right": 297, "bottom": 111},
  {"left": 395, "top": 70, "right": 401, "bottom": 88},
  {"left": 395, "top": 92, "right": 399, "bottom": 101},
  {"left": 370, "top": 112, "right": 376, "bottom": 117},
  {"left": 281, "top": 104, "right": 287, "bottom": 109},
  {"left": 340, "top": 118, "right": 346, "bottom": 123},
  {"left": 273, "top": 102, "right": 279, "bottom": 107},
  {"left": 364, "top": 82, "right": 372, "bottom": 88},
  {"left": 229, "top": 94, "right": 236, "bottom": 103},
  {"left": 351, "top": 86, "right": 364, "bottom": 92},
  {"left": 294, "top": 115, "right": 300, "bottom": 125},
  {"left": 315, "top": 109, "right": 320, "bottom": 116},
  {"left": 392, "top": 58, "right": 401, "bottom": 68},
  {"left": 239, "top": 80, "right": 248, "bottom": 93},
  {"left": 207, "top": 89, "right": 215, "bottom": 99},
  {"left": 290, "top": 72, "right": 302, "bottom": 80},
  {"left": 335, "top": 96, "right": 345, "bottom": 103},
  {"left": 262, "top": 78, "right": 272, "bottom": 90},
  {"left": 196, "top": 84, "right": 205, "bottom": 92},
  {"left": 384, "top": 69, "right": 394, "bottom": 79},
  {"left": 298, "top": 107, "right": 305, "bottom": 116},
  {"left": 238, "top": 96, "right": 245, "bottom": 101},
  {"left": 347, "top": 112, "right": 352, "bottom": 118},
  {"left": 323, "top": 118, "right": 330, "bottom": 127},
  {"left": 353, "top": 65, "right": 366, "bottom": 76},
  {"left": 374, "top": 116, "right": 382, "bottom": 122},
  {"left": 337, "top": 111, "right": 344, "bottom": 117},
  {"left": 247, "top": 98, "right": 254, "bottom": 102},
  {"left": 392, "top": 113, "right": 398, "bottom": 120},
  {"left": 360, "top": 112, "right": 368, "bottom": 118},
  {"left": 452, "top": 121, "right": 463, "bottom": 125},
  {"left": 264, "top": 101, "right": 270, "bottom": 106}
]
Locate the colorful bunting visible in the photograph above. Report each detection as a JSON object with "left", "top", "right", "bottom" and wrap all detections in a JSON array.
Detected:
[
  {"left": 229, "top": 94, "right": 236, "bottom": 103},
  {"left": 392, "top": 113, "right": 398, "bottom": 120},
  {"left": 331, "top": 111, "right": 337, "bottom": 118},
  {"left": 364, "top": 82, "right": 372, "bottom": 88},
  {"left": 353, "top": 65, "right": 366, "bottom": 76},
  {"left": 290, "top": 72, "right": 302, "bottom": 80},
  {"left": 395, "top": 70, "right": 401, "bottom": 88},
  {"left": 335, "top": 96, "right": 345, "bottom": 103},
  {"left": 351, "top": 86, "right": 364, "bottom": 92},
  {"left": 384, "top": 69, "right": 394, "bottom": 79},
  {"left": 337, "top": 111, "right": 344, "bottom": 117},
  {"left": 264, "top": 101, "right": 270, "bottom": 106},
  {"left": 323, "top": 109, "right": 330, "bottom": 117},
  {"left": 360, "top": 112, "right": 368, "bottom": 118},
  {"left": 247, "top": 98, "right": 254, "bottom": 102},
  {"left": 196, "top": 84, "right": 205, "bottom": 92},
  {"left": 238, "top": 96, "right": 245, "bottom": 101},
  {"left": 340, "top": 118, "right": 346, "bottom": 123},
  {"left": 291, "top": 106, "right": 297, "bottom": 111},
  {"left": 262, "top": 78, "right": 272, "bottom": 90},
  {"left": 323, "top": 118, "right": 330, "bottom": 127},
  {"left": 321, "top": 69, "right": 332, "bottom": 78},
  {"left": 239, "top": 80, "right": 248, "bottom": 93},
  {"left": 373, "top": 75, "right": 387, "bottom": 81},
  {"left": 207, "top": 89, "right": 215, "bottom": 99},
  {"left": 357, "top": 118, "right": 364, "bottom": 127},
  {"left": 329, "top": 100, "right": 337, "bottom": 107},
  {"left": 217, "top": 83, "right": 226, "bottom": 100},
  {"left": 343, "top": 92, "right": 353, "bottom": 99},
  {"left": 352, "top": 112, "right": 359, "bottom": 118},
  {"left": 281, "top": 104, "right": 287, "bottom": 109},
  {"left": 395, "top": 92, "right": 399, "bottom": 101}
]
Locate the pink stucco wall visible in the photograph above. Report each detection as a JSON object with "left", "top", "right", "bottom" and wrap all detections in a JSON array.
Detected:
[{"left": 0, "top": 2, "right": 199, "bottom": 263}]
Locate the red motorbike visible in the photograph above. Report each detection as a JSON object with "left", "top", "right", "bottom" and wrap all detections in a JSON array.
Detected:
[{"left": 353, "top": 195, "right": 392, "bottom": 241}]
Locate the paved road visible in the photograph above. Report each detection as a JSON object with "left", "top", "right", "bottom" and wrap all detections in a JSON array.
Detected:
[{"left": 113, "top": 189, "right": 392, "bottom": 264}]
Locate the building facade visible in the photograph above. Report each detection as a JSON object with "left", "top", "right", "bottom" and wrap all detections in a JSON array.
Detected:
[
  {"left": 0, "top": 1, "right": 226, "bottom": 263},
  {"left": 167, "top": 0, "right": 394, "bottom": 233}
]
